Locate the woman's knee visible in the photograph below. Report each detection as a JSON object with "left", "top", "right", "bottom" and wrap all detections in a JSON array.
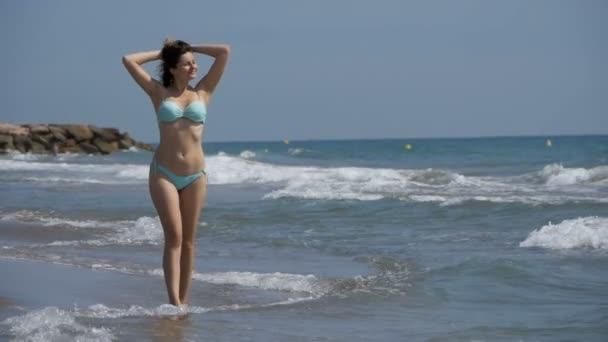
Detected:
[
  {"left": 164, "top": 229, "right": 182, "bottom": 249},
  {"left": 181, "top": 239, "right": 195, "bottom": 251}
]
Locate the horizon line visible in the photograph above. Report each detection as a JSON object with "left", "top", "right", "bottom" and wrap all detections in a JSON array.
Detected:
[{"left": 198, "top": 133, "right": 608, "bottom": 145}]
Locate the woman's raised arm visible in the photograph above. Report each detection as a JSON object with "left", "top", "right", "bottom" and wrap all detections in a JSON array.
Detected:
[
  {"left": 122, "top": 50, "right": 162, "bottom": 98},
  {"left": 192, "top": 44, "right": 231, "bottom": 95}
]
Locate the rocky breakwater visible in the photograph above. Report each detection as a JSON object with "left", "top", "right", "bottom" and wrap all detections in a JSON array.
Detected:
[{"left": 0, "top": 123, "right": 153, "bottom": 154}]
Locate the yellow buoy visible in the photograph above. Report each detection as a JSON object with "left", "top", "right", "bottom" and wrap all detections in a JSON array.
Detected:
[
  {"left": 283, "top": 139, "right": 289, "bottom": 145},
  {"left": 405, "top": 144, "right": 412, "bottom": 151},
  {"left": 546, "top": 139, "right": 552, "bottom": 148}
]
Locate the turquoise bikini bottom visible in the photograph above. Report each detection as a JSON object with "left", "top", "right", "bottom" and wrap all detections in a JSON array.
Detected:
[{"left": 150, "top": 159, "right": 206, "bottom": 191}]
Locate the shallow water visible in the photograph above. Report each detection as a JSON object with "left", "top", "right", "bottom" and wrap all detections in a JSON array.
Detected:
[{"left": 1, "top": 136, "right": 607, "bottom": 341}]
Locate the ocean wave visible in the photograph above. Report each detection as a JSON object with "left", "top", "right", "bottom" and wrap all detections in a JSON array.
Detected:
[
  {"left": 4, "top": 151, "right": 43, "bottom": 161},
  {"left": 208, "top": 157, "right": 608, "bottom": 203},
  {"left": 536, "top": 164, "right": 608, "bottom": 186},
  {"left": 340, "top": 255, "right": 414, "bottom": 296},
  {"left": 287, "top": 147, "right": 317, "bottom": 156},
  {"left": 406, "top": 194, "right": 607, "bottom": 206},
  {"left": 0, "top": 159, "right": 148, "bottom": 185},
  {"left": 154, "top": 257, "right": 413, "bottom": 298},
  {"left": 2, "top": 299, "right": 316, "bottom": 340},
  {"left": 90, "top": 263, "right": 410, "bottom": 299},
  {"left": 288, "top": 148, "right": 305, "bottom": 155},
  {"left": 54, "top": 216, "right": 162, "bottom": 246},
  {"left": 2, "top": 307, "right": 115, "bottom": 342},
  {"left": 520, "top": 216, "right": 608, "bottom": 249},
  {"left": 2, "top": 209, "right": 125, "bottom": 229},
  {"left": 1, "top": 211, "right": 163, "bottom": 245},
  {"left": 47, "top": 216, "right": 163, "bottom": 246},
  {"left": 1, "top": 294, "right": 316, "bottom": 341},
  {"left": 0, "top": 248, "right": 412, "bottom": 302},
  {"left": 239, "top": 150, "right": 256, "bottom": 159},
  {"left": 22, "top": 176, "right": 114, "bottom": 184},
  {"left": 150, "top": 269, "right": 330, "bottom": 296},
  {"left": 2, "top": 154, "right": 606, "bottom": 204}
]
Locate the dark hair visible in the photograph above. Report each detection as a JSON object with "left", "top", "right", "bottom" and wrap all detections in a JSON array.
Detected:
[{"left": 159, "top": 39, "right": 193, "bottom": 87}]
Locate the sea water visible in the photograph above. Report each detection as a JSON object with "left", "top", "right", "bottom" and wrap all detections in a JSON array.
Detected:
[{"left": 0, "top": 136, "right": 607, "bottom": 341}]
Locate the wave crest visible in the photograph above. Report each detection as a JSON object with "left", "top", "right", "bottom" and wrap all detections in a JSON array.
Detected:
[
  {"left": 538, "top": 164, "right": 608, "bottom": 186},
  {"left": 520, "top": 216, "right": 608, "bottom": 249},
  {"left": 2, "top": 307, "right": 115, "bottom": 342}
]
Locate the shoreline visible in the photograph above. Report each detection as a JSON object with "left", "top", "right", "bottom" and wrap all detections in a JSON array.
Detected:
[{"left": 0, "top": 257, "right": 164, "bottom": 311}]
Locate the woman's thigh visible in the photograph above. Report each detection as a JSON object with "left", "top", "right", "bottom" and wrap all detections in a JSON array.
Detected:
[
  {"left": 178, "top": 176, "right": 207, "bottom": 244},
  {"left": 149, "top": 172, "right": 182, "bottom": 242}
]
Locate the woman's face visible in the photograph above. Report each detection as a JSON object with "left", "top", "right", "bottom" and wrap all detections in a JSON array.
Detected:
[{"left": 171, "top": 52, "right": 198, "bottom": 81}]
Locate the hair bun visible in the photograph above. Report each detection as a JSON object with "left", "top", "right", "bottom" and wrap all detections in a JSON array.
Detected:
[{"left": 163, "top": 38, "right": 175, "bottom": 48}]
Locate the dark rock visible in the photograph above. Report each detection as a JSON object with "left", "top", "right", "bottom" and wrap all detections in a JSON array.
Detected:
[
  {"left": 1, "top": 123, "right": 150, "bottom": 154},
  {"left": 135, "top": 142, "right": 154, "bottom": 151},
  {"left": 0, "top": 134, "right": 13, "bottom": 146},
  {"left": 51, "top": 131, "right": 67, "bottom": 142},
  {"left": 29, "top": 125, "right": 50, "bottom": 134},
  {"left": 60, "top": 145, "right": 82, "bottom": 153},
  {"left": 0, "top": 134, "right": 13, "bottom": 153},
  {"left": 49, "top": 126, "right": 67, "bottom": 140},
  {"left": 30, "top": 141, "right": 47, "bottom": 153},
  {"left": 63, "top": 139, "right": 77, "bottom": 147},
  {"left": 63, "top": 124, "right": 94, "bottom": 142},
  {"left": 13, "top": 135, "right": 30, "bottom": 153},
  {"left": 0, "top": 124, "right": 28, "bottom": 136},
  {"left": 103, "top": 127, "right": 121, "bottom": 136},
  {"left": 79, "top": 142, "right": 99, "bottom": 154},
  {"left": 118, "top": 139, "right": 133, "bottom": 149},
  {"left": 31, "top": 134, "right": 51, "bottom": 148},
  {"left": 93, "top": 138, "right": 119, "bottom": 154},
  {"left": 91, "top": 126, "right": 120, "bottom": 142}
]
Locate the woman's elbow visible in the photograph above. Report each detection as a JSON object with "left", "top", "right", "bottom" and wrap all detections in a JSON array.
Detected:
[{"left": 122, "top": 55, "right": 133, "bottom": 66}]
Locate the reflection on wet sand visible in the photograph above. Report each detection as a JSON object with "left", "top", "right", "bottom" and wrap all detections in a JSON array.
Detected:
[{"left": 153, "top": 313, "right": 191, "bottom": 342}]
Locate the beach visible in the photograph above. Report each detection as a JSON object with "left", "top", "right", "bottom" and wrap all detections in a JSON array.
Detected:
[{"left": 1, "top": 136, "right": 607, "bottom": 341}]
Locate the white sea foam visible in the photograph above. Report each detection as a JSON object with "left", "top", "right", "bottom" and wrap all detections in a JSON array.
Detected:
[
  {"left": 2, "top": 210, "right": 123, "bottom": 229},
  {"left": 79, "top": 303, "right": 199, "bottom": 318},
  {"left": 538, "top": 164, "right": 608, "bottom": 186},
  {"left": 208, "top": 155, "right": 550, "bottom": 202},
  {"left": 2, "top": 297, "right": 315, "bottom": 339},
  {"left": 520, "top": 217, "right": 608, "bottom": 249},
  {"left": 23, "top": 176, "right": 113, "bottom": 184},
  {"left": 2, "top": 307, "right": 115, "bottom": 342},
  {"left": 90, "top": 264, "right": 139, "bottom": 275},
  {"left": 239, "top": 150, "right": 256, "bottom": 159},
  {"left": 49, "top": 216, "right": 163, "bottom": 246},
  {"left": 212, "top": 160, "right": 607, "bottom": 203},
  {"left": 5, "top": 152, "right": 42, "bottom": 161},
  {"left": 288, "top": 148, "right": 303, "bottom": 155},
  {"left": 81, "top": 298, "right": 314, "bottom": 318},
  {"left": 0, "top": 159, "right": 149, "bottom": 185},
  {"left": 2, "top": 154, "right": 606, "bottom": 204},
  {"left": 150, "top": 269, "right": 329, "bottom": 296},
  {"left": 112, "top": 216, "right": 163, "bottom": 244},
  {"left": 55, "top": 152, "right": 79, "bottom": 161},
  {"left": 195, "top": 271, "right": 328, "bottom": 295},
  {"left": 288, "top": 147, "right": 313, "bottom": 155},
  {"left": 1, "top": 211, "right": 163, "bottom": 246}
]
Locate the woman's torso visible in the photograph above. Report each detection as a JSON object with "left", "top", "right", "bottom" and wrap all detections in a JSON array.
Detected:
[{"left": 153, "top": 87, "right": 207, "bottom": 174}]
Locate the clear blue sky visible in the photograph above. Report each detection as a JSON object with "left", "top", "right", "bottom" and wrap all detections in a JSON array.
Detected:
[{"left": 2, "top": 0, "right": 607, "bottom": 142}]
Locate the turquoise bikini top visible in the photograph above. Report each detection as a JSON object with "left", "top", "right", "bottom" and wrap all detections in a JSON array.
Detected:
[{"left": 157, "top": 100, "right": 207, "bottom": 124}]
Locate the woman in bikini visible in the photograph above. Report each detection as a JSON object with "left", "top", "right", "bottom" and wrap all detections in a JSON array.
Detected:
[{"left": 122, "top": 39, "right": 230, "bottom": 306}]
